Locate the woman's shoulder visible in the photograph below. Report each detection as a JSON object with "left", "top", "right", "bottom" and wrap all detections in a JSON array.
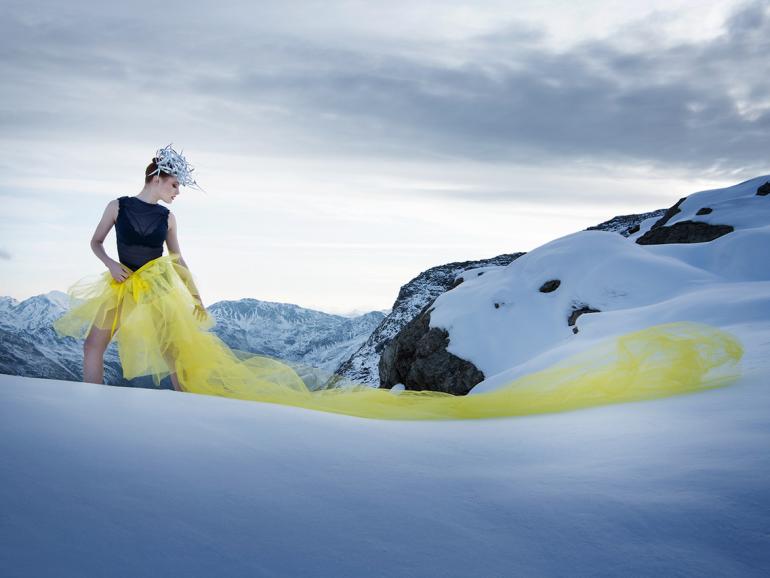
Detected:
[{"left": 100, "top": 198, "right": 120, "bottom": 222}]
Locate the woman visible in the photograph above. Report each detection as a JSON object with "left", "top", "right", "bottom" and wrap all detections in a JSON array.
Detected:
[
  {"left": 53, "top": 145, "right": 742, "bottom": 420},
  {"left": 55, "top": 144, "right": 213, "bottom": 391}
]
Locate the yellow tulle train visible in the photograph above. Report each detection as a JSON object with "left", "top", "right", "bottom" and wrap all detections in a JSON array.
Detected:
[{"left": 53, "top": 254, "right": 744, "bottom": 421}]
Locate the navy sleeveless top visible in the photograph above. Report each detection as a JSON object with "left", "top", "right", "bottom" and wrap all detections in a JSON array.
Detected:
[{"left": 115, "top": 196, "right": 170, "bottom": 272}]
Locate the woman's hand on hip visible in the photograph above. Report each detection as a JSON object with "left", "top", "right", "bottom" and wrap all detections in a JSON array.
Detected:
[{"left": 108, "top": 260, "right": 131, "bottom": 283}]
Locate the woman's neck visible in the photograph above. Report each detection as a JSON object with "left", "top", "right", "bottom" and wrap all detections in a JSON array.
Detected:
[{"left": 135, "top": 189, "right": 160, "bottom": 204}]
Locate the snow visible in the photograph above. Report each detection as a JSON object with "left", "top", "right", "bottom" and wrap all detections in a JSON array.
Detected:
[
  {"left": 429, "top": 176, "right": 770, "bottom": 387},
  {"left": 2, "top": 357, "right": 769, "bottom": 576}
]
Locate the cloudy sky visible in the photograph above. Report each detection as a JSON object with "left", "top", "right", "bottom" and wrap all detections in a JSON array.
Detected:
[{"left": 1, "top": 0, "right": 768, "bottom": 313}]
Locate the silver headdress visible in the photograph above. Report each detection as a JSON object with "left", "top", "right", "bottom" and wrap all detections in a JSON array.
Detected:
[{"left": 148, "top": 143, "right": 204, "bottom": 191}]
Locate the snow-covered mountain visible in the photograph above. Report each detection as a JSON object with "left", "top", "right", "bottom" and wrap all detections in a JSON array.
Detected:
[
  {"left": 380, "top": 176, "right": 770, "bottom": 394},
  {"left": 0, "top": 290, "right": 127, "bottom": 384},
  {"left": 207, "top": 299, "right": 384, "bottom": 387},
  {"left": 0, "top": 293, "right": 383, "bottom": 389}
]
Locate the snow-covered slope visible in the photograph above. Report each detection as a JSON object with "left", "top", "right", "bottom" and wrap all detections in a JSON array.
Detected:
[
  {"left": 335, "top": 205, "right": 665, "bottom": 387},
  {"left": 2, "top": 343, "right": 769, "bottom": 577},
  {"left": 425, "top": 176, "right": 770, "bottom": 393}
]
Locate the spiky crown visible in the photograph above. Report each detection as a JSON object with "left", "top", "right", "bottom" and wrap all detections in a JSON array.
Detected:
[{"left": 148, "top": 143, "right": 203, "bottom": 190}]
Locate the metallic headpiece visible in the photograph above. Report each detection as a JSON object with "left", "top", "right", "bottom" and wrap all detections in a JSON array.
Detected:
[{"left": 148, "top": 143, "right": 204, "bottom": 191}]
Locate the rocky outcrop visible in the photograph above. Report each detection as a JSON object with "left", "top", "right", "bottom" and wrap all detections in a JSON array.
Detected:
[
  {"left": 757, "top": 182, "right": 770, "bottom": 196},
  {"left": 327, "top": 253, "right": 524, "bottom": 387},
  {"left": 539, "top": 279, "right": 561, "bottom": 293},
  {"left": 378, "top": 305, "right": 484, "bottom": 395},
  {"left": 649, "top": 197, "right": 686, "bottom": 229},
  {"left": 568, "top": 305, "right": 601, "bottom": 334},
  {"left": 635, "top": 196, "right": 734, "bottom": 245},
  {"left": 636, "top": 221, "right": 734, "bottom": 245}
]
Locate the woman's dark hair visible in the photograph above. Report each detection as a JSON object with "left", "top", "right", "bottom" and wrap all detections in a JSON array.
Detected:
[{"left": 144, "top": 158, "right": 173, "bottom": 183}]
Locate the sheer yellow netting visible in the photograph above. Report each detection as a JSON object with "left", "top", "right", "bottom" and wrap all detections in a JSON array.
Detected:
[{"left": 54, "top": 254, "right": 743, "bottom": 421}]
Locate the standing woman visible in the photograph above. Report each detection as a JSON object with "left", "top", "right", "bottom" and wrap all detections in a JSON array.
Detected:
[{"left": 54, "top": 144, "right": 211, "bottom": 390}]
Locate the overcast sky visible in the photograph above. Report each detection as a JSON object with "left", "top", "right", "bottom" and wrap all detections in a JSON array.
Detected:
[{"left": 1, "top": 0, "right": 768, "bottom": 313}]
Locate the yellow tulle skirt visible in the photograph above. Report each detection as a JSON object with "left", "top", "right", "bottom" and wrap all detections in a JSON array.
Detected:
[{"left": 53, "top": 254, "right": 744, "bottom": 421}]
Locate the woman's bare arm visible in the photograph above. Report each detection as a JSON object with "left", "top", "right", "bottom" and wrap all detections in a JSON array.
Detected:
[
  {"left": 91, "top": 200, "right": 119, "bottom": 267},
  {"left": 91, "top": 200, "right": 131, "bottom": 282}
]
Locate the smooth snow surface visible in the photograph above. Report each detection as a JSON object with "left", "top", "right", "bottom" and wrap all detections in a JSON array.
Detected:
[{"left": 2, "top": 354, "right": 769, "bottom": 577}]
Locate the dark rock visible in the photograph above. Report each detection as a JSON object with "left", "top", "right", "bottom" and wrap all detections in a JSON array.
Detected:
[
  {"left": 649, "top": 197, "right": 687, "bottom": 230},
  {"left": 635, "top": 195, "right": 734, "bottom": 245},
  {"left": 494, "top": 303, "right": 500, "bottom": 309},
  {"left": 539, "top": 279, "right": 561, "bottom": 293},
  {"left": 636, "top": 221, "right": 733, "bottom": 245},
  {"left": 449, "top": 277, "right": 464, "bottom": 289},
  {"left": 568, "top": 305, "right": 600, "bottom": 334},
  {"left": 696, "top": 207, "right": 713, "bottom": 215},
  {"left": 626, "top": 224, "right": 640, "bottom": 235},
  {"left": 378, "top": 306, "right": 484, "bottom": 395},
  {"left": 757, "top": 182, "right": 770, "bottom": 196}
]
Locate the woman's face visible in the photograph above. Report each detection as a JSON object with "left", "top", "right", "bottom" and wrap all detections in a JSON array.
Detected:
[{"left": 158, "top": 176, "right": 180, "bottom": 203}]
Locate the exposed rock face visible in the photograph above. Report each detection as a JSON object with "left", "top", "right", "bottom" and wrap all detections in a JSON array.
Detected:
[
  {"left": 539, "top": 279, "right": 561, "bottom": 293},
  {"left": 757, "top": 182, "right": 770, "bottom": 196},
  {"left": 378, "top": 305, "right": 485, "bottom": 395},
  {"left": 649, "top": 197, "right": 687, "bottom": 229},
  {"left": 327, "top": 253, "right": 523, "bottom": 387},
  {"left": 635, "top": 196, "right": 734, "bottom": 245},
  {"left": 568, "top": 305, "right": 601, "bottom": 334},
  {"left": 636, "top": 221, "right": 734, "bottom": 245}
]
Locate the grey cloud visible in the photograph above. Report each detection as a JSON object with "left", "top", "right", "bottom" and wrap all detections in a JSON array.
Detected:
[{"left": 1, "top": 0, "right": 768, "bottom": 177}]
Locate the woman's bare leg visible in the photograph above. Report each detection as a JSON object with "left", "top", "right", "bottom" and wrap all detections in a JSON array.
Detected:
[
  {"left": 162, "top": 347, "right": 184, "bottom": 392},
  {"left": 83, "top": 301, "right": 122, "bottom": 384},
  {"left": 83, "top": 321, "right": 116, "bottom": 384},
  {"left": 170, "top": 371, "right": 182, "bottom": 391},
  {"left": 82, "top": 300, "right": 185, "bottom": 390}
]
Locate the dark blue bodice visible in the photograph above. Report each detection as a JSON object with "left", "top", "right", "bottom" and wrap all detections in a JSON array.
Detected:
[{"left": 115, "top": 196, "right": 169, "bottom": 272}]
